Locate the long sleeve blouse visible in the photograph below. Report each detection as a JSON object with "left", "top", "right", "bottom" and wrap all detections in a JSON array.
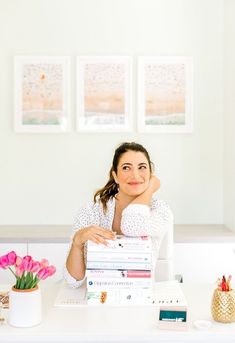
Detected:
[{"left": 63, "top": 197, "right": 173, "bottom": 288}]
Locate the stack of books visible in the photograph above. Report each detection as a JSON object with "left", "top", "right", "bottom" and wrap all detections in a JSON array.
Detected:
[{"left": 86, "top": 235, "right": 153, "bottom": 305}]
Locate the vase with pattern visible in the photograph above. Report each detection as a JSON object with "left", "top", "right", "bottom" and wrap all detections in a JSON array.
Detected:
[{"left": 211, "top": 289, "right": 235, "bottom": 323}]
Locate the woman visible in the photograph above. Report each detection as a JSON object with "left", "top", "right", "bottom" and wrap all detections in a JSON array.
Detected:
[{"left": 64, "top": 142, "right": 173, "bottom": 288}]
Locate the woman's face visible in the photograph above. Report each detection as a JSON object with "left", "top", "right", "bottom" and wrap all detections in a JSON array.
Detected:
[{"left": 112, "top": 150, "right": 151, "bottom": 198}]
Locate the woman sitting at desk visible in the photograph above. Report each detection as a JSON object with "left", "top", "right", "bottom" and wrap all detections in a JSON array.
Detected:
[{"left": 64, "top": 142, "right": 173, "bottom": 288}]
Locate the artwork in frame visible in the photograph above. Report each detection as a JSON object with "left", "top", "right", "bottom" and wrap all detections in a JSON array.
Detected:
[
  {"left": 138, "top": 56, "right": 193, "bottom": 133},
  {"left": 76, "top": 56, "right": 132, "bottom": 132},
  {"left": 14, "top": 56, "right": 71, "bottom": 133}
]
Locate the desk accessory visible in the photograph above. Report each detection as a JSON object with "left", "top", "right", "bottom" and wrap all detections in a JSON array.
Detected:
[
  {"left": 0, "top": 292, "right": 9, "bottom": 309},
  {"left": 0, "top": 250, "right": 56, "bottom": 327},
  {"left": 0, "top": 292, "right": 9, "bottom": 325},
  {"left": 9, "top": 285, "right": 42, "bottom": 328},
  {"left": 158, "top": 306, "right": 187, "bottom": 330},
  {"left": 211, "top": 275, "right": 235, "bottom": 323},
  {"left": 155, "top": 281, "right": 188, "bottom": 330},
  {"left": 193, "top": 319, "right": 212, "bottom": 330}
]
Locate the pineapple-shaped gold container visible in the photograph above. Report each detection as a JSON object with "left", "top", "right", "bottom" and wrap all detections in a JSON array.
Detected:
[{"left": 211, "top": 288, "right": 235, "bottom": 323}]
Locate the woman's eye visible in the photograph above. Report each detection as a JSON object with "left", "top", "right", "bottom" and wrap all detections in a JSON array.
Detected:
[
  {"left": 139, "top": 165, "right": 147, "bottom": 170},
  {"left": 122, "top": 166, "right": 130, "bottom": 170}
]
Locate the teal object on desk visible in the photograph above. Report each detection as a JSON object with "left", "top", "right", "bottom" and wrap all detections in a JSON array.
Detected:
[
  {"left": 158, "top": 306, "right": 188, "bottom": 330},
  {"left": 159, "top": 309, "right": 187, "bottom": 322}
]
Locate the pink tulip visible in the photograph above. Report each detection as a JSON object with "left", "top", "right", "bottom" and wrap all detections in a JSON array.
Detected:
[
  {"left": 0, "top": 255, "right": 9, "bottom": 269},
  {"left": 22, "top": 259, "right": 34, "bottom": 272},
  {"left": 40, "top": 258, "right": 49, "bottom": 268},
  {"left": 1, "top": 251, "right": 56, "bottom": 289},
  {"left": 30, "top": 261, "right": 40, "bottom": 273},
  {"left": 27, "top": 260, "right": 33, "bottom": 271},
  {"left": 37, "top": 268, "right": 47, "bottom": 280},
  {"left": 37, "top": 266, "right": 56, "bottom": 280},
  {"left": 15, "top": 266, "right": 24, "bottom": 277},
  {"left": 23, "top": 255, "right": 32, "bottom": 263},
  {"left": 6, "top": 251, "right": 17, "bottom": 265},
  {"left": 46, "top": 266, "right": 56, "bottom": 277},
  {"left": 15, "top": 256, "right": 22, "bottom": 267},
  {"left": 21, "top": 256, "right": 35, "bottom": 271}
]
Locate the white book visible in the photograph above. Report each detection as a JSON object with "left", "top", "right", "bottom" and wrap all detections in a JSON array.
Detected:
[
  {"left": 87, "top": 277, "right": 152, "bottom": 289},
  {"left": 87, "top": 288, "right": 153, "bottom": 306},
  {"left": 87, "top": 235, "right": 152, "bottom": 252},
  {"left": 86, "top": 261, "right": 151, "bottom": 271},
  {"left": 87, "top": 251, "right": 152, "bottom": 263},
  {"left": 54, "top": 281, "right": 187, "bottom": 308},
  {"left": 86, "top": 269, "right": 152, "bottom": 278}
]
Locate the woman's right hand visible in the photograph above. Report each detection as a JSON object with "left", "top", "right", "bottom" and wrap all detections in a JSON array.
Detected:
[
  {"left": 148, "top": 175, "right": 160, "bottom": 194},
  {"left": 72, "top": 225, "right": 116, "bottom": 249}
]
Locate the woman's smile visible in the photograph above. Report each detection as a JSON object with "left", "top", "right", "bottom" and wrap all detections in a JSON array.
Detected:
[{"left": 128, "top": 181, "right": 143, "bottom": 186}]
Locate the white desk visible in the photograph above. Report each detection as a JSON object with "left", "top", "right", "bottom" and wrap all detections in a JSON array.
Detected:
[{"left": 1, "top": 282, "right": 235, "bottom": 342}]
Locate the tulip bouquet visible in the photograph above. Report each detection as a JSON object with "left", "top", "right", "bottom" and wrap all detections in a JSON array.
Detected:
[{"left": 0, "top": 251, "right": 56, "bottom": 290}]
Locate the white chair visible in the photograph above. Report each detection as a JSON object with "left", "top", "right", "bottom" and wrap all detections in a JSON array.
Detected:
[{"left": 154, "top": 222, "right": 174, "bottom": 281}]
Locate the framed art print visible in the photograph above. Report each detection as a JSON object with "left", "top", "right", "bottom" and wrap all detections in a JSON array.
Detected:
[
  {"left": 138, "top": 56, "right": 193, "bottom": 133},
  {"left": 76, "top": 56, "right": 132, "bottom": 132},
  {"left": 14, "top": 56, "right": 70, "bottom": 133}
]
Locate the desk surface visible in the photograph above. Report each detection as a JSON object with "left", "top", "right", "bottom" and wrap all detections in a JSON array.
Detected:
[{"left": 1, "top": 282, "right": 235, "bottom": 342}]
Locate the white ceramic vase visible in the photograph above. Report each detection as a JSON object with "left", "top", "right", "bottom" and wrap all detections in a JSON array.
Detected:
[{"left": 8, "top": 285, "right": 42, "bottom": 327}]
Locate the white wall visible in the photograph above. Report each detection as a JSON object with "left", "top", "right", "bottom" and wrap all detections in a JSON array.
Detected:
[
  {"left": 0, "top": 0, "right": 224, "bottom": 225},
  {"left": 224, "top": 0, "right": 235, "bottom": 231}
]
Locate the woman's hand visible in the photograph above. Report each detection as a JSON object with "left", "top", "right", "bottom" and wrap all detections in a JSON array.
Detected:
[
  {"left": 129, "top": 175, "right": 160, "bottom": 206},
  {"left": 148, "top": 175, "right": 160, "bottom": 194},
  {"left": 67, "top": 226, "right": 115, "bottom": 281},
  {"left": 72, "top": 225, "right": 116, "bottom": 249}
]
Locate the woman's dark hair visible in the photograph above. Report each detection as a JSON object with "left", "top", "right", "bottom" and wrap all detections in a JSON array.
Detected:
[{"left": 94, "top": 142, "right": 154, "bottom": 211}]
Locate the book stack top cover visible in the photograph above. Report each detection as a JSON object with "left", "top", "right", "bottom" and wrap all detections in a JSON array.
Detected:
[{"left": 86, "top": 235, "right": 153, "bottom": 305}]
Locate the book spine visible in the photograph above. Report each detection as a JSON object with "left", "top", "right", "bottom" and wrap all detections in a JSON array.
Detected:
[
  {"left": 87, "top": 245, "right": 152, "bottom": 252},
  {"left": 87, "top": 239, "right": 151, "bottom": 252},
  {"left": 88, "top": 235, "right": 150, "bottom": 243},
  {"left": 87, "top": 252, "right": 151, "bottom": 263},
  {"left": 87, "top": 288, "right": 152, "bottom": 305},
  {"left": 86, "top": 269, "right": 152, "bottom": 278},
  {"left": 86, "top": 261, "right": 151, "bottom": 271},
  {"left": 87, "top": 277, "right": 152, "bottom": 288}
]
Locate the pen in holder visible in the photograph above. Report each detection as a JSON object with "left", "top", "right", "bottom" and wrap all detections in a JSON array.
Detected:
[{"left": 211, "top": 275, "right": 235, "bottom": 323}]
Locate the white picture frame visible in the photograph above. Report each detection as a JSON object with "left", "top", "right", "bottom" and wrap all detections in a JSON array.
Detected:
[
  {"left": 76, "top": 56, "right": 132, "bottom": 132},
  {"left": 138, "top": 56, "right": 193, "bottom": 133},
  {"left": 14, "top": 56, "right": 71, "bottom": 133}
]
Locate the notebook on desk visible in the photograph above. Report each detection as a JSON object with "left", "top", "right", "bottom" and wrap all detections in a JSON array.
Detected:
[
  {"left": 54, "top": 281, "right": 187, "bottom": 308},
  {"left": 54, "top": 282, "right": 87, "bottom": 307}
]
